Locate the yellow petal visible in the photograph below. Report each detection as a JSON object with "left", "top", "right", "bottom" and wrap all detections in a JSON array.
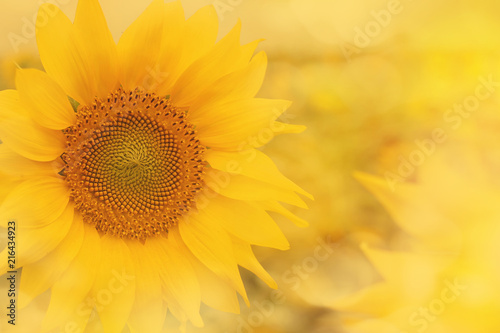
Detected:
[
  {"left": 89, "top": 236, "right": 136, "bottom": 333},
  {"left": 361, "top": 244, "right": 453, "bottom": 297},
  {"left": 200, "top": 195, "right": 289, "bottom": 250},
  {"left": 171, "top": 20, "right": 249, "bottom": 107},
  {"left": 16, "top": 68, "right": 76, "bottom": 130},
  {"left": 206, "top": 149, "right": 312, "bottom": 199},
  {"left": 189, "top": 50, "right": 266, "bottom": 113},
  {"left": 117, "top": 0, "right": 165, "bottom": 91},
  {"left": 0, "top": 203, "right": 73, "bottom": 273},
  {"left": 179, "top": 212, "right": 248, "bottom": 304},
  {"left": 254, "top": 201, "right": 309, "bottom": 228},
  {"left": 175, "top": 5, "right": 218, "bottom": 71},
  {"left": 10, "top": 289, "right": 51, "bottom": 333},
  {"left": 206, "top": 169, "right": 308, "bottom": 208},
  {"left": 43, "top": 308, "right": 92, "bottom": 333},
  {"left": 188, "top": 248, "right": 241, "bottom": 314},
  {"left": 73, "top": 0, "right": 119, "bottom": 99},
  {"left": 127, "top": 241, "right": 166, "bottom": 333},
  {"left": 0, "top": 177, "right": 69, "bottom": 229},
  {"left": 0, "top": 89, "right": 65, "bottom": 162},
  {"left": 0, "top": 115, "right": 65, "bottom": 162},
  {"left": 155, "top": 4, "right": 219, "bottom": 97},
  {"left": 150, "top": 0, "right": 186, "bottom": 95},
  {"left": 36, "top": 4, "right": 95, "bottom": 105},
  {"left": 231, "top": 237, "right": 278, "bottom": 289},
  {"left": 250, "top": 122, "right": 307, "bottom": 149},
  {"left": 354, "top": 172, "right": 462, "bottom": 250},
  {"left": 152, "top": 230, "right": 203, "bottom": 327},
  {"left": 42, "top": 221, "right": 100, "bottom": 333},
  {"left": 0, "top": 90, "right": 25, "bottom": 121},
  {"left": 0, "top": 144, "right": 57, "bottom": 178},
  {"left": 0, "top": 171, "right": 19, "bottom": 215},
  {"left": 129, "top": 302, "right": 168, "bottom": 333},
  {"left": 193, "top": 98, "right": 291, "bottom": 151},
  {"left": 18, "top": 212, "right": 84, "bottom": 308},
  {"left": 174, "top": 5, "right": 219, "bottom": 71}
]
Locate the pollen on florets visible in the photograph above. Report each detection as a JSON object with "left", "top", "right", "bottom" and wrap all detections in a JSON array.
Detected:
[{"left": 62, "top": 88, "right": 205, "bottom": 240}]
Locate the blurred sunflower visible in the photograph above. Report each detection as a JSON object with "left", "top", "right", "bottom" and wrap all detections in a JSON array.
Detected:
[
  {"left": 0, "top": 0, "right": 311, "bottom": 332},
  {"left": 334, "top": 140, "right": 500, "bottom": 333}
]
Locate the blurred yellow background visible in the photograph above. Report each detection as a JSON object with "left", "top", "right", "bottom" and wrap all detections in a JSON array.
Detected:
[{"left": 2, "top": 0, "right": 500, "bottom": 332}]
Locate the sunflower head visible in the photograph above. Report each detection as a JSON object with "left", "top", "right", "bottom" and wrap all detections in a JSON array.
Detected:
[
  {"left": 0, "top": 0, "right": 312, "bottom": 331},
  {"left": 63, "top": 88, "right": 205, "bottom": 240}
]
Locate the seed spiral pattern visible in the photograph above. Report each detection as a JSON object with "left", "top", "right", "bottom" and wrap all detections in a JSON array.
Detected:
[{"left": 62, "top": 89, "right": 205, "bottom": 239}]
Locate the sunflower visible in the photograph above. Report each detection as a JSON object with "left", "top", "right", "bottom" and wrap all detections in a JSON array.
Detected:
[
  {"left": 0, "top": 0, "right": 312, "bottom": 331},
  {"left": 333, "top": 142, "right": 500, "bottom": 333}
]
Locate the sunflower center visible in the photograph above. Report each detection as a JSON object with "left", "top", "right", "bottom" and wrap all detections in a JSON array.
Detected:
[{"left": 62, "top": 89, "right": 205, "bottom": 240}]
